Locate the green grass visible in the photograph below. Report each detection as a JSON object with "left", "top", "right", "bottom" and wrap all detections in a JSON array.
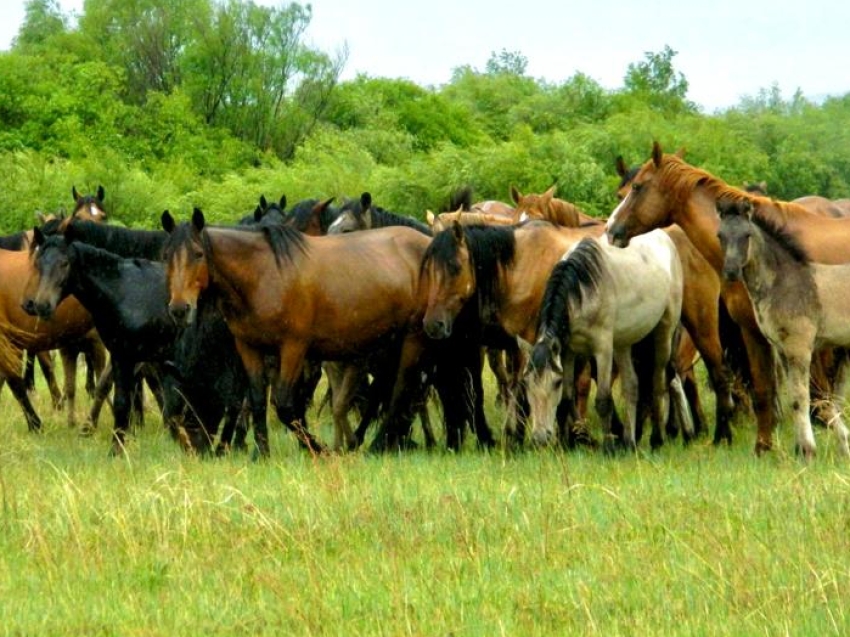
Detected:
[{"left": 1, "top": 372, "right": 850, "bottom": 636}]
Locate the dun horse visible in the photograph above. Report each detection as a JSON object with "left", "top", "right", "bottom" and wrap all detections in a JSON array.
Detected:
[
  {"left": 717, "top": 198, "right": 850, "bottom": 458},
  {"left": 523, "top": 230, "right": 686, "bottom": 451}
]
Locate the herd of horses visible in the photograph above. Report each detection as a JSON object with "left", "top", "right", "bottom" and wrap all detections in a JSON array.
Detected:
[{"left": 7, "top": 141, "right": 850, "bottom": 460}]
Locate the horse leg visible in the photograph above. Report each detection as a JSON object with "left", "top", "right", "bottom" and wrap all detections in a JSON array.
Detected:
[
  {"left": 58, "top": 348, "right": 78, "bottom": 427},
  {"left": 86, "top": 361, "right": 114, "bottom": 434},
  {"left": 109, "top": 360, "right": 136, "bottom": 457},
  {"left": 556, "top": 351, "right": 579, "bottom": 447},
  {"left": 85, "top": 337, "right": 108, "bottom": 399},
  {"left": 819, "top": 350, "right": 850, "bottom": 458},
  {"left": 595, "top": 346, "right": 623, "bottom": 454},
  {"left": 234, "top": 341, "right": 272, "bottom": 459},
  {"left": 466, "top": 342, "right": 495, "bottom": 449},
  {"left": 370, "top": 336, "right": 426, "bottom": 452},
  {"left": 24, "top": 351, "right": 36, "bottom": 393},
  {"left": 732, "top": 306, "right": 779, "bottom": 454},
  {"left": 780, "top": 347, "right": 817, "bottom": 460},
  {"left": 272, "top": 343, "right": 324, "bottom": 454},
  {"left": 683, "top": 319, "right": 734, "bottom": 445},
  {"left": 36, "top": 351, "right": 63, "bottom": 410},
  {"left": 648, "top": 324, "right": 676, "bottom": 451},
  {"left": 329, "top": 363, "right": 360, "bottom": 451},
  {"left": 6, "top": 374, "right": 42, "bottom": 432},
  {"left": 487, "top": 347, "right": 511, "bottom": 407}
]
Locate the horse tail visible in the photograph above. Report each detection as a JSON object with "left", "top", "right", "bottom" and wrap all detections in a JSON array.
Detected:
[{"left": 0, "top": 321, "right": 28, "bottom": 379}]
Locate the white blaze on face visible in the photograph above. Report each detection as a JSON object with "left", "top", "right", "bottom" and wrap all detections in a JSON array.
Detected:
[
  {"left": 89, "top": 204, "right": 101, "bottom": 217},
  {"left": 519, "top": 212, "right": 528, "bottom": 223},
  {"left": 606, "top": 190, "right": 631, "bottom": 232},
  {"left": 327, "top": 214, "right": 344, "bottom": 232}
]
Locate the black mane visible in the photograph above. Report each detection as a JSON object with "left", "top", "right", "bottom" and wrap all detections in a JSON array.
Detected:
[
  {"left": 423, "top": 224, "right": 516, "bottom": 322},
  {"left": 751, "top": 210, "right": 810, "bottom": 264},
  {"left": 338, "top": 197, "right": 431, "bottom": 235},
  {"left": 59, "top": 219, "right": 168, "bottom": 260},
  {"left": 537, "top": 237, "right": 605, "bottom": 344}
]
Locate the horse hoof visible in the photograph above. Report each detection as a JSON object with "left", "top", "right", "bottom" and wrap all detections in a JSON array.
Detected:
[{"left": 78, "top": 425, "right": 95, "bottom": 438}]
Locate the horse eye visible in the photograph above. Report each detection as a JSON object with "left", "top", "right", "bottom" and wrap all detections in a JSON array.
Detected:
[
  {"left": 632, "top": 182, "right": 642, "bottom": 192},
  {"left": 553, "top": 378, "right": 563, "bottom": 389},
  {"left": 193, "top": 250, "right": 204, "bottom": 259}
]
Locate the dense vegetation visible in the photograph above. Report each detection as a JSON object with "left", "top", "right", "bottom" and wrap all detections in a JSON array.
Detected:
[{"left": 2, "top": 0, "right": 849, "bottom": 233}]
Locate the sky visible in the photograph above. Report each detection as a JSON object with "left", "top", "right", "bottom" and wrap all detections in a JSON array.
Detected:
[{"left": 1, "top": 0, "right": 848, "bottom": 113}]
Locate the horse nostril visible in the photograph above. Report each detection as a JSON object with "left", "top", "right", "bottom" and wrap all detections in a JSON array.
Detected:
[
  {"left": 22, "top": 299, "right": 35, "bottom": 315},
  {"left": 169, "top": 303, "right": 189, "bottom": 323}
]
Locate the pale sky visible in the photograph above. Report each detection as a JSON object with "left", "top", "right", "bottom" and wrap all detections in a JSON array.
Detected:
[{"left": 1, "top": 0, "right": 848, "bottom": 113}]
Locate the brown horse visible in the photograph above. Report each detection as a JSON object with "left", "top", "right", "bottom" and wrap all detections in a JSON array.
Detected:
[
  {"left": 425, "top": 209, "right": 517, "bottom": 233},
  {"left": 162, "top": 209, "right": 440, "bottom": 456},
  {"left": 3, "top": 248, "right": 95, "bottom": 431},
  {"left": 509, "top": 185, "right": 597, "bottom": 226},
  {"left": 605, "top": 142, "right": 850, "bottom": 453}
]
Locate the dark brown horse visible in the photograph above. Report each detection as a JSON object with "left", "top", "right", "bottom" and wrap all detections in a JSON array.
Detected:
[
  {"left": 605, "top": 142, "right": 850, "bottom": 453},
  {"left": 162, "top": 209, "right": 439, "bottom": 456}
]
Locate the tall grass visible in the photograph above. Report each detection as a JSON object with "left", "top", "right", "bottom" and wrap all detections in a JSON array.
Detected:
[{"left": 1, "top": 372, "right": 849, "bottom": 636}]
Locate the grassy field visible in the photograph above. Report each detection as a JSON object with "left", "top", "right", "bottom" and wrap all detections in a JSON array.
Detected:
[{"left": 1, "top": 371, "right": 850, "bottom": 636}]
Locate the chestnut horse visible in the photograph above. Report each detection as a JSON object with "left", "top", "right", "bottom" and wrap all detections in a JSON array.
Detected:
[
  {"left": 162, "top": 209, "right": 444, "bottom": 456},
  {"left": 509, "top": 185, "right": 598, "bottom": 226},
  {"left": 605, "top": 142, "right": 850, "bottom": 453}
]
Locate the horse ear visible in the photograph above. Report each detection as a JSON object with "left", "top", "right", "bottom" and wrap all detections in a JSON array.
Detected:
[
  {"left": 544, "top": 184, "right": 557, "bottom": 198},
  {"left": 33, "top": 226, "right": 45, "bottom": 246},
  {"left": 191, "top": 207, "right": 206, "bottom": 231},
  {"left": 426, "top": 210, "right": 436, "bottom": 226},
  {"left": 161, "top": 210, "right": 175, "bottom": 234},
  {"left": 317, "top": 197, "right": 335, "bottom": 212},
  {"left": 652, "top": 142, "right": 663, "bottom": 167},
  {"left": 615, "top": 155, "right": 628, "bottom": 178},
  {"left": 742, "top": 199, "right": 754, "bottom": 218},
  {"left": 550, "top": 338, "right": 563, "bottom": 373},
  {"left": 759, "top": 181, "right": 767, "bottom": 193},
  {"left": 360, "top": 192, "right": 372, "bottom": 211},
  {"left": 510, "top": 185, "right": 522, "bottom": 205},
  {"left": 253, "top": 205, "right": 263, "bottom": 222},
  {"left": 259, "top": 194, "right": 268, "bottom": 210},
  {"left": 72, "top": 185, "right": 80, "bottom": 201},
  {"left": 279, "top": 194, "right": 287, "bottom": 210},
  {"left": 674, "top": 146, "right": 687, "bottom": 158},
  {"left": 96, "top": 185, "right": 105, "bottom": 202}
]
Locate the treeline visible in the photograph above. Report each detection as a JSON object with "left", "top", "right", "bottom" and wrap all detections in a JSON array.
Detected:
[{"left": 1, "top": 0, "right": 849, "bottom": 232}]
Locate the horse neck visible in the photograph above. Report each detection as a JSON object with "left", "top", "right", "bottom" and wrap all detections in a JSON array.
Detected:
[
  {"left": 742, "top": 223, "right": 813, "bottom": 308},
  {"left": 64, "top": 244, "right": 129, "bottom": 316},
  {"left": 204, "top": 228, "right": 277, "bottom": 312},
  {"left": 669, "top": 186, "right": 727, "bottom": 272},
  {"left": 69, "top": 221, "right": 167, "bottom": 260}
]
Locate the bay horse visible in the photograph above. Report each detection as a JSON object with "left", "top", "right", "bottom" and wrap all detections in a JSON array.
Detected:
[
  {"left": 523, "top": 230, "right": 685, "bottom": 451},
  {"left": 162, "top": 209, "right": 441, "bottom": 456},
  {"left": 605, "top": 142, "right": 850, "bottom": 453},
  {"left": 717, "top": 197, "right": 850, "bottom": 458}
]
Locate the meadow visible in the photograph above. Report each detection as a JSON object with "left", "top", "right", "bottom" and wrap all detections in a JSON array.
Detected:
[{"left": 1, "top": 371, "right": 850, "bottom": 636}]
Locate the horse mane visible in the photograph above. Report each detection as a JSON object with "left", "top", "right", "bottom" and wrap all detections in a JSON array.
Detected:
[
  {"left": 654, "top": 153, "right": 808, "bottom": 224},
  {"left": 61, "top": 219, "right": 168, "bottom": 260},
  {"left": 258, "top": 224, "right": 307, "bottom": 267},
  {"left": 718, "top": 198, "right": 810, "bottom": 263},
  {"left": 422, "top": 224, "right": 516, "bottom": 321},
  {"left": 370, "top": 207, "right": 432, "bottom": 235},
  {"left": 537, "top": 237, "right": 604, "bottom": 345}
]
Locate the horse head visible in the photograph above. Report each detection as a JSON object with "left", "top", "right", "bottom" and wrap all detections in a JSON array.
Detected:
[
  {"left": 22, "top": 227, "right": 74, "bottom": 320},
  {"left": 421, "top": 221, "right": 475, "bottom": 339},
  {"left": 716, "top": 197, "right": 755, "bottom": 282},
  {"left": 328, "top": 192, "right": 372, "bottom": 234},
  {"left": 161, "top": 208, "right": 209, "bottom": 325},
  {"left": 71, "top": 185, "right": 107, "bottom": 222},
  {"left": 520, "top": 334, "right": 564, "bottom": 446},
  {"left": 606, "top": 142, "right": 679, "bottom": 247}
]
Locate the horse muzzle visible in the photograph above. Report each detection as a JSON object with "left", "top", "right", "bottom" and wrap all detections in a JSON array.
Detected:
[
  {"left": 605, "top": 227, "right": 631, "bottom": 248},
  {"left": 21, "top": 298, "right": 55, "bottom": 320},
  {"left": 168, "top": 301, "right": 195, "bottom": 325},
  {"left": 423, "top": 317, "right": 452, "bottom": 340},
  {"left": 722, "top": 267, "right": 743, "bottom": 283}
]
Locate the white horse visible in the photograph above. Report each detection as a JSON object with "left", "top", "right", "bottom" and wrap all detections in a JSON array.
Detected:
[
  {"left": 717, "top": 197, "right": 850, "bottom": 458},
  {"left": 522, "top": 229, "right": 686, "bottom": 451}
]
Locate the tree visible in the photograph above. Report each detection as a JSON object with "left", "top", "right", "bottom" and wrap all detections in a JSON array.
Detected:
[
  {"left": 13, "top": 0, "right": 68, "bottom": 52},
  {"left": 485, "top": 49, "right": 528, "bottom": 76},
  {"left": 621, "top": 45, "right": 695, "bottom": 114}
]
